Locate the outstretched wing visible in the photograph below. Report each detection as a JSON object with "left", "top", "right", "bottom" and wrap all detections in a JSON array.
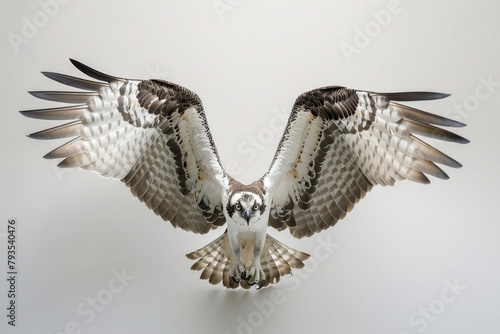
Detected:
[
  {"left": 263, "top": 86, "right": 468, "bottom": 238},
  {"left": 21, "top": 59, "right": 226, "bottom": 234}
]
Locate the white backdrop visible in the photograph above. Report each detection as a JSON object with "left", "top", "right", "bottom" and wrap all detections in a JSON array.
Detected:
[{"left": 1, "top": 1, "right": 499, "bottom": 333}]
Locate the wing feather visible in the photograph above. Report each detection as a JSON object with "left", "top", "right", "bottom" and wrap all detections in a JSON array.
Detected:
[
  {"left": 41, "top": 72, "right": 108, "bottom": 91},
  {"left": 264, "top": 86, "right": 467, "bottom": 238},
  {"left": 22, "top": 60, "right": 227, "bottom": 234}
]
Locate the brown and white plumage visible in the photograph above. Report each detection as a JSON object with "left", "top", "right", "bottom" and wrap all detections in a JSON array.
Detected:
[
  {"left": 264, "top": 87, "right": 468, "bottom": 238},
  {"left": 21, "top": 60, "right": 468, "bottom": 289},
  {"left": 187, "top": 231, "right": 309, "bottom": 289},
  {"left": 23, "top": 60, "right": 226, "bottom": 234}
]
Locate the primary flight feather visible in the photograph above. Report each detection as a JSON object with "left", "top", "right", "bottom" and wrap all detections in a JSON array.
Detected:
[{"left": 21, "top": 59, "right": 468, "bottom": 289}]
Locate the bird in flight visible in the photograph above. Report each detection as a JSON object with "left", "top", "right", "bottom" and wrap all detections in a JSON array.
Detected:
[{"left": 21, "top": 59, "right": 468, "bottom": 289}]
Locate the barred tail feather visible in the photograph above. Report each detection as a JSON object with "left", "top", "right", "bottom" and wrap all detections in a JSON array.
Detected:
[{"left": 186, "top": 231, "right": 310, "bottom": 289}]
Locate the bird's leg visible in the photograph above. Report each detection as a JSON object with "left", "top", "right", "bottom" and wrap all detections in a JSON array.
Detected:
[
  {"left": 227, "top": 229, "right": 245, "bottom": 283},
  {"left": 247, "top": 232, "right": 266, "bottom": 286}
]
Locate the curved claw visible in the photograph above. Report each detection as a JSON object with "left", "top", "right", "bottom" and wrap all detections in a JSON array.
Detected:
[
  {"left": 229, "top": 263, "right": 245, "bottom": 285},
  {"left": 247, "top": 265, "right": 266, "bottom": 286},
  {"left": 256, "top": 280, "right": 266, "bottom": 290}
]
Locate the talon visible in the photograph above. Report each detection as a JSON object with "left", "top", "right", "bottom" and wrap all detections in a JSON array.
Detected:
[
  {"left": 245, "top": 265, "right": 266, "bottom": 286},
  {"left": 256, "top": 280, "right": 266, "bottom": 290},
  {"left": 247, "top": 268, "right": 255, "bottom": 281},
  {"left": 229, "top": 263, "right": 245, "bottom": 284}
]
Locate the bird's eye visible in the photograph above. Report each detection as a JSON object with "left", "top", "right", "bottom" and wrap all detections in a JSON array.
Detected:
[
  {"left": 235, "top": 203, "right": 241, "bottom": 211},
  {"left": 253, "top": 203, "right": 259, "bottom": 211}
]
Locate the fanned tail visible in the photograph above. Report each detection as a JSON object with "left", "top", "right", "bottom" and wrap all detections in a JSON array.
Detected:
[{"left": 186, "top": 231, "right": 310, "bottom": 289}]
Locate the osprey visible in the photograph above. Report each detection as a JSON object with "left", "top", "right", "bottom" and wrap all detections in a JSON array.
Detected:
[{"left": 21, "top": 60, "right": 468, "bottom": 289}]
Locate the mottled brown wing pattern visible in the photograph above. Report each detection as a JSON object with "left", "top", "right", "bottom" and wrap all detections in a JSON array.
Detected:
[
  {"left": 290, "top": 123, "right": 374, "bottom": 238},
  {"left": 265, "top": 86, "right": 468, "bottom": 238},
  {"left": 21, "top": 60, "right": 226, "bottom": 234}
]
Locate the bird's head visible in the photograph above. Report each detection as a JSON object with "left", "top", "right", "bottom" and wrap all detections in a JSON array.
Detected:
[{"left": 226, "top": 191, "right": 267, "bottom": 227}]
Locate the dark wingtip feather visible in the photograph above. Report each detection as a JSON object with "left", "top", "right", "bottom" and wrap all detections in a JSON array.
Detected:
[
  {"left": 375, "top": 91, "right": 451, "bottom": 102},
  {"left": 41, "top": 71, "right": 107, "bottom": 91},
  {"left": 19, "top": 105, "right": 88, "bottom": 120},
  {"left": 69, "top": 59, "right": 124, "bottom": 83},
  {"left": 431, "top": 92, "right": 451, "bottom": 100},
  {"left": 28, "top": 91, "right": 96, "bottom": 103},
  {"left": 27, "top": 120, "right": 81, "bottom": 140},
  {"left": 431, "top": 114, "right": 467, "bottom": 128},
  {"left": 446, "top": 120, "right": 467, "bottom": 128},
  {"left": 407, "top": 120, "right": 470, "bottom": 144},
  {"left": 408, "top": 170, "right": 431, "bottom": 184},
  {"left": 392, "top": 102, "right": 467, "bottom": 128},
  {"left": 412, "top": 135, "right": 464, "bottom": 169},
  {"left": 439, "top": 172, "right": 450, "bottom": 180},
  {"left": 26, "top": 132, "right": 40, "bottom": 139},
  {"left": 432, "top": 165, "right": 450, "bottom": 180},
  {"left": 41, "top": 71, "right": 63, "bottom": 81},
  {"left": 43, "top": 137, "right": 82, "bottom": 159},
  {"left": 28, "top": 91, "right": 47, "bottom": 99},
  {"left": 456, "top": 136, "right": 470, "bottom": 144},
  {"left": 57, "top": 159, "right": 75, "bottom": 168},
  {"left": 42, "top": 152, "right": 55, "bottom": 159}
]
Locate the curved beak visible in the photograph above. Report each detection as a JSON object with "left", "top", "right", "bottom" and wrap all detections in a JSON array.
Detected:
[{"left": 242, "top": 210, "right": 252, "bottom": 225}]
